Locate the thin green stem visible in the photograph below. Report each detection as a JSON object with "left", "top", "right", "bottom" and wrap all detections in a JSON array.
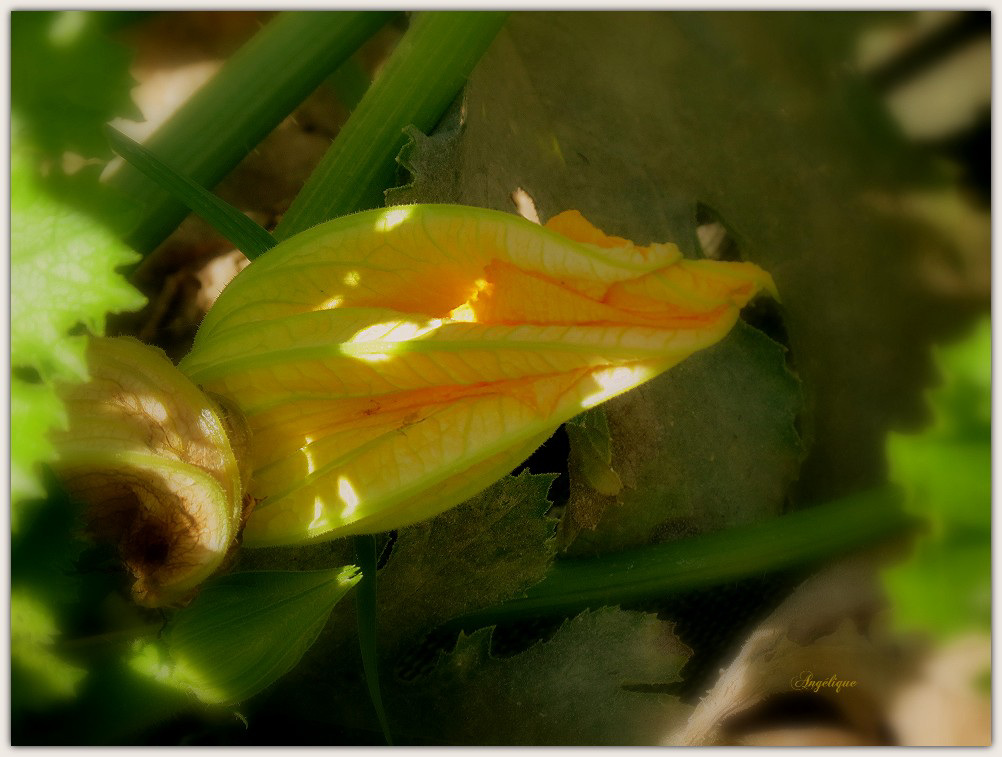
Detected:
[
  {"left": 354, "top": 534, "right": 393, "bottom": 745},
  {"left": 274, "top": 11, "right": 508, "bottom": 240},
  {"left": 107, "top": 127, "right": 277, "bottom": 259},
  {"left": 452, "top": 487, "right": 917, "bottom": 629},
  {"left": 326, "top": 57, "right": 371, "bottom": 112},
  {"left": 110, "top": 11, "right": 393, "bottom": 255}
]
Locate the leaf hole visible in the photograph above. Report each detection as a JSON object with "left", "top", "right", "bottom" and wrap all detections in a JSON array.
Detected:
[
  {"left": 696, "top": 202, "right": 792, "bottom": 354},
  {"left": 510, "top": 425, "right": 570, "bottom": 508}
]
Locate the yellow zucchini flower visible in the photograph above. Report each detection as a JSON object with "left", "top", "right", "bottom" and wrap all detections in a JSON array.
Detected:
[{"left": 180, "top": 205, "right": 775, "bottom": 547}]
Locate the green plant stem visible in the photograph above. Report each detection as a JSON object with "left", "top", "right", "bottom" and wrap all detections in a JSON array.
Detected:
[
  {"left": 107, "top": 127, "right": 278, "bottom": 260},
  {"left": 110, "top": 11, "right": 392, "bottom": 255},
  {"left": 453, "top": 487, "right": 917, "bottom": 629},
  {"left": 354, "top": 534, "right": 393, "bottom": 745},
  {"left": 274, "top": 11, "right": 508, "bottom": 240},
  {"left": 326, "top": 57, "right": 371, "bottom": 112}
]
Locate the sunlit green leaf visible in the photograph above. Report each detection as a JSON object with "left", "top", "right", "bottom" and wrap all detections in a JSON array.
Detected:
[
  {"left": 10, "top": 591, "right": 87, "bottom": 709},
  {"left": 10, "top": 123, "right": 145, "bottom": 529}
]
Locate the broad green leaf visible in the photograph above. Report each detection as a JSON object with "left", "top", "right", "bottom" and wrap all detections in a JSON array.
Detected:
[
  {"left": 883, "top": 318, "right": 991, "bottom": 637},
  {"left": 395, "top": 11, "right": 985, "bottom": 506},
  {"left": 10, "top": 130, "right": 144, "bottom": 382},
  {"left": 164, "top": 566, "right": 361, "bottom": 705},
  {"left": 10, "top": 123, "right": 145, "bottom": 529},
  {"left": 388, "top": 608, "right": 692, "bottom": 745},
  {"left": 181, "top": 204, "right": 774, "bottom": 546},
  {"left": 563, "top": 322, "right": 802, "bottom": 555}
]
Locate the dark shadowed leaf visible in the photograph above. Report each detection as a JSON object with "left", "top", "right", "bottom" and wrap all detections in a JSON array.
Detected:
[
  {"left": 389, "top": 608, "right": 692, "bottom": 745},
  {"left": 563, "top": 322, "right": 802, "bottom": 555},
  {"left": 376, "top": 471, "right": 559, "bottom": 656}
]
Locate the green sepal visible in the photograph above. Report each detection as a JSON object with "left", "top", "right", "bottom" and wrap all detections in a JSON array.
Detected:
[{"left": 163, "top": 566, "right": 361, "bottom": 705}]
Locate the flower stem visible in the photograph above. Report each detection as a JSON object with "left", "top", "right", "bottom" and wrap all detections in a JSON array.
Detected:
[
  {"left": 354, "top": 534, "right": 393, "bottom": 745},
  {"left": 111, "top": 11, "right": 393, "bottom": 254},
  {"left": 453, "top": 487, "right": 917, "bottom": 628},
  {"left": 274, "top": 11, "right": 508, "bottom": 239}
]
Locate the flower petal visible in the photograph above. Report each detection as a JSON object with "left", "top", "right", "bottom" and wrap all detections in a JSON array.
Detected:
[{"left": 181, "top": 204, "right": 774, "bottom": 546}]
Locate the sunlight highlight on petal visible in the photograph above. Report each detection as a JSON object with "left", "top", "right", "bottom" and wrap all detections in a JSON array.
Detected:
[
  {"left": 374, "top": 206, "right": 413, "bottom": 232},
  {"left": 340, "top": 318, "right": 446, "bottom": 362},
  {"left": 308, "top": 495, "right": 327, "bottom": 530},
  {"left": 337, "top": 476, "right": 359, "bottom": 520},
  {"left": 581, "top": 363, "right": 665, "bottom": 409},
  {"left": 318, "top": 295, "right": 344, "bottom": 310}
]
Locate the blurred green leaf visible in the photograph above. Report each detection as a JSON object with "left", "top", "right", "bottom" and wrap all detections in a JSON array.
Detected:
[
  {"left": 18, "top": 644, "right": 200, "bottom": 745},
  {"left": 388, "top": 608, "right": 692, "bottom": 745},
  {"left": 11, "top": 11, "right": 140, "bottom": 159},
  {"left": 884, "top": 318, "right": 991, "bottom": 637},
  {"left": 10, "top": 590, "right": 87, "bottom": 710},
  {"left": 10, "top": 476, "right": 89, "bottom": 721},
  {"left": 164, "top": 566, "right": 361, "bottom": 705},
  {"left": 10, "top": 122, "right": 146, "bottom": 528},
  {"left": 10, "top": 381, "right": 66, "bottom": 506}
]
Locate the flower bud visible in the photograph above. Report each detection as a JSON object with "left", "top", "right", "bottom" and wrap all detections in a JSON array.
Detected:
[{"left": 51, "top": 337, "right": 245, "bottom": 606}]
